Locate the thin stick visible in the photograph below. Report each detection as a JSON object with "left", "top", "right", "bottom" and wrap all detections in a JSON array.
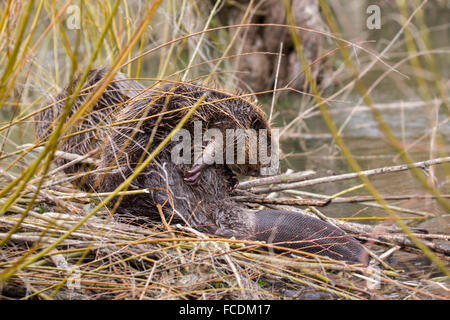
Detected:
[
  {"left": 18, "top": 144, "right": 100, "bottom": 166},
  {"left": 232, "top": 195, "right": 330, "bottom": 207},
  {"left": 330, "top": 194, "right": 450, "bottom": 204},
  {"left": 284, "top": 189, "right": 433, "bottom": 217},
  {"left": 237, "top": 170, "right": 315, "bottom": 189},
  {"left": 269, "top": 42, "right": 283, "bottom": 122},
  {"left": 46, "top": 148, "right": 100, "bottom": 176},
  {"left": 250, "top": 157, "right": 450, "bottom": 194},
  {"left": 306, "top": 98, "right": 447, "bottom": 118},
  {"left": 181, "top": 0, "right": 222, "bottom": 82}
]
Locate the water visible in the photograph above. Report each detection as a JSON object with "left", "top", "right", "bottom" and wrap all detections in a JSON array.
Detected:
[
  {"left": 273, "top": 94, "right": 449, "bottom": 229},
  {"left": 248, "top": 6, "right": 450, "bottom": 292},
  {"left": 261, "top": 1, "right": 450, "bottom": 237},
  {"left": 263, "top": 83, "right": 450, "bottom": 295}
]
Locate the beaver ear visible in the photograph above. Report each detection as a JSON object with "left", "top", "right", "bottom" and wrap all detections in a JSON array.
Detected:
[{"left": 251, "top": 116, "right": 265, "bottom": 130}]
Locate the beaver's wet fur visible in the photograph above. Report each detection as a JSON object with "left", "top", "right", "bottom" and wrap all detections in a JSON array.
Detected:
[
  {"left": 35, "top": 68, "right": 367, "bottom": 264},
  {"left": 34, "top": 69, "right": 144, "bottom": 190}
]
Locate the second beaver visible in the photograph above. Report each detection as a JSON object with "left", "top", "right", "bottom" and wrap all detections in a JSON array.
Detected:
[{"left": 35, "top": 69, "right": 367, "bottom": 264}]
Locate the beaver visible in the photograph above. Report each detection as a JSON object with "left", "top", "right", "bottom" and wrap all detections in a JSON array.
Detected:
[
  {"left": 35, "top": 68, "right": 367, "bottom": 265},
  {"left": 34, "top": 68, "right": 145, "bottom": 190}
]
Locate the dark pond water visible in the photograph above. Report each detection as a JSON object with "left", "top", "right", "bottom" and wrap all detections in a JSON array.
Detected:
[{"left": 262, "top": 2, "right": 450, "bottom": 236}]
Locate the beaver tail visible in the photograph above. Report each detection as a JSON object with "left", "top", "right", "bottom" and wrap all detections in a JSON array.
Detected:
[
  {"left": 34, "top": 68, "right": 144, "bottom": 190},
  {"left": 213, "top": 203, "right": 367, "bottom": 264},
  {"left": 253, "top": 209, "right": 367, "bottom": 265}
]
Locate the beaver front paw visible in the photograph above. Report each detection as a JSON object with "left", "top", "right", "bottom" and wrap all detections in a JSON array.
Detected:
[{"left": 184, "top": 162, "right": 208, "bottom": 184}]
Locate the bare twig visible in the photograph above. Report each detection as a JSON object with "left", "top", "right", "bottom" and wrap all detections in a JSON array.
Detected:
[
  {"left": 237, "top": 170, "right": 315, "bottom": 190},
  {"left": 235, "top": 196, "right": 330, "bottom": 206},
  {"left": 329, "top": 194, "right": 450, "bottom": 204},
  {"left": 249, "top": 157, "right": 450, "bottom": 194},
  {"left": 17, "top": 144, "right": 100, "bottom": 166}
]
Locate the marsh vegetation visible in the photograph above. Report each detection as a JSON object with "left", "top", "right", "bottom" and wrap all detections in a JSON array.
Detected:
[{"left": 0, "top": 0, "right": 449, "bottom": 300}]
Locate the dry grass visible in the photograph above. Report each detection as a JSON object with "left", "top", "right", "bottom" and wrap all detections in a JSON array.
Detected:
[{"left": 0, "top": 0, "right": 448, "bottom": 300}]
